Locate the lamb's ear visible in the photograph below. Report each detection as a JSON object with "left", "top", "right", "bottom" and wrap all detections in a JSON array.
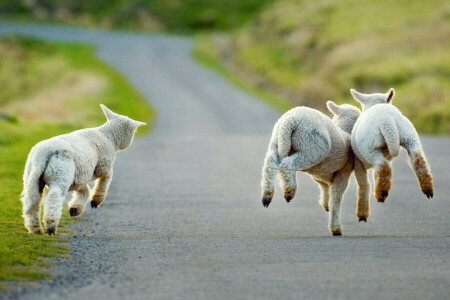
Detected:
[
  {"left": 386, "top": 88, "right": 395, "bottom": 103},
  {"left": 129, "top": 119, "right": 147, "bottom": 128},
  {"left": 326, "top": 101, "right": 340, "bottom": 115},
  {"left": 100, "top": 104, "right": 118, "bottom": 121},
  {"left": 350, "top": 89, "right": 367, "bottom": 103}
]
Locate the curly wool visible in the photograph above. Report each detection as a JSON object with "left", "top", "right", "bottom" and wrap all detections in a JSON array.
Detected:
[
  {"left": 350, "top": 88, "right": 433, "bottom": 201},
  {"left": 21, "top": 105, "right": 146, "bottom": 235},
  {"left": 261, "top": 101, "right": 368, "bottom": 235}
]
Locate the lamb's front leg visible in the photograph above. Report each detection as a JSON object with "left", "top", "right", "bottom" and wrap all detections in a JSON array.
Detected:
[
  {"left": 315, "top": 180, "right": 330, "bottom": 211},
  {"left": 68, "top": 185, "right": 90, "bottom": 217},
  {"left": 328, "top": 171, "right": 351, "bottom": 236},
  {"left": 90, "top": 173, "right": 113, "bottom": 209},
  {"left": 354, "top": 158, "right": 370, "bottom": 222}
]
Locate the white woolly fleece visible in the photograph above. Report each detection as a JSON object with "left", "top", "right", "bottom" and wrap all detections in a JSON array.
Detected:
[
  {"left": 350, "top": 88, "right": 433, "bottom": 201},
  {"left": 261, "top": 102, "right": 369, "bottom": 235},
  {"left": 21, "top": 105, "right": 146, "bottom": 235},
  {"left": 351, "top": 88, "right": 423, "bottom": 167}
]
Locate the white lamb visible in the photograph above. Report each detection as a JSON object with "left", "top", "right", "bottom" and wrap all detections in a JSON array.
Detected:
[
  {"left": 350, "top": 88, "right": 433, "bottom": 202},
  {"left": 21, "top": 105, "right": 146, "bottom": 235},
  {"left": 261, "top": 102, "right": 370, "bottom": 235}
]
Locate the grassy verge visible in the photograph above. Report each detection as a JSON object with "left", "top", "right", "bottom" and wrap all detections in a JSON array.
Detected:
[
  {"left": 193, "top": 35, "right": 290, "bottom": 113},
  {"left": 0, "top": 36, "right": 154, "bottom": 289},
  {"left": 0, "top": 0, "right": 274, "bottom": 33},
  {"left": 195, "top": 0, "right": 450, "bottom": 135}
]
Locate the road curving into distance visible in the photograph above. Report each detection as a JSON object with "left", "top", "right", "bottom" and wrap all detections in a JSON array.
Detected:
[{"left": 1, "top": 22, "right": 449, "bottom": 300}]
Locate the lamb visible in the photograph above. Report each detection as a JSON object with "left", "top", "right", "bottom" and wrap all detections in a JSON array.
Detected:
[
  {"left": 260, "top": 102, "right": 370, "bottom": 235},
  {"left": 21, "top": 104, "right": 146, "bottom": 235},
  {"left": 350, "top": 88, "right": 433, "bottom": 203}
]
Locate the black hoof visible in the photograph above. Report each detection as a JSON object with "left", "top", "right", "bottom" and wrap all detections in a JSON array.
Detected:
[
  {"left": 91, "top": 200, "right": 99, "bottom": 209},
  {"left": 358, "top": 217, "right": 367, "bottom": 222},
  {"left": 46, "top": 227, "right": 56, "bottom": 235},
  {"left": 285, "top": 195, "right": 294, "bottom": 203},
  {"left": 69, "top": 207, "right": 78, "bottom": 217},
  {"left": 262, "top": 196, "right": 272, "bottom": 208},
  {"left": 424, "top": 190, "right": 433, "bottom": 199},
  {"left": 332, "top": 232, "right": 342, "bottom": 236},
  {"left": 376, "top": 190, "right": 388, "bottom": 203},
  {"left": 284, "top": 190, "right": 295, "bottom": 203}
]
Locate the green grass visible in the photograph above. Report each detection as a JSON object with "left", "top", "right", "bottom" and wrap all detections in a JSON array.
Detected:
[
  {"left": 193, "top": 36, "right": 290, "bottom": 113},
  {"left": 0, "top": 36, "right": 154, "bottom": 289},
  {"left": 0, "top": 0, "right": 275, "bottom": 33},
  {"left": 0, "top": 123, "right": 71, "bottom": 290},
  {"left": 195, "top": 0, "right": 450, "bottom": 134}
]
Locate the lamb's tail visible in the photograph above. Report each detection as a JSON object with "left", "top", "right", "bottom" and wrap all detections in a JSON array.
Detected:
[
  {"left": 379, "top": 118, "right": 400, "bottom": 158},
  {"left": 277, "top": 121, "right": 295, "bottom": 160}
]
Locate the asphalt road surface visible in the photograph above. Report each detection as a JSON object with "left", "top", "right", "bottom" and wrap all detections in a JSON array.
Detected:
[{"left": 1, "top": 23, "right": 449, "bottom": 300}]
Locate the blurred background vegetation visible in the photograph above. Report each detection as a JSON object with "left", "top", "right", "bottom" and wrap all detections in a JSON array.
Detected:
[
  {"left": 0, "top": 0, "right": 273, "bottom": 32},
  {"left": 1, "top": 0, "right": 449, "bottom": 134},
  {"left": 0, "top": 0, "right": 448, "bottom": 288},
  {"left": 196, "top": 0, "right": 450, "bottom": 135}
]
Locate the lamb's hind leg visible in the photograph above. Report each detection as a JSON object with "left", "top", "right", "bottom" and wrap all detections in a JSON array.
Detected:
[
  {"left": 68, "top": 184, "right": 90, "bottom": 217},
  {"left": 354, "top": 158, "right": 370, "bottom": 221},
  {"left": 278, "top": 162, "right": 297, "bottom": 203},
  {"left": 43, "top": 185, "right": 69, "bottom": 235},
  {"left": 280, "top": 144, "right": 328, "bottom": 207},
  {"left": 279, "top": 130, "right": 330, "bottom": 203},
  {"left": 22, "top": 176, "right": 45, "bottom": 234},
  {"left": 43, "top": 155, "right": 74, "bottom": 235},
  {"left": 405, "top": 146, "right": 433, "bottom": 198},
  {"left": 261, "top": 150, "right": 279, "bottom": 208},
  {"left": 279, "top": 151, "right": 327, "bottom": 203},
  {"left": 366, "top": 151, "right": 392, "bottom": 203},
  {"left": 372, "top": 163, "right": 393, "bottom": 203}
]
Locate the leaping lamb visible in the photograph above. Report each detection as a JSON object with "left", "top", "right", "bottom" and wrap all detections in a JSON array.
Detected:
[
  {"left": 21, "top": 104, "right": 146, "bottom": 235},
  {"left": 260, "top": 102, "right": 370, "bottom": 235},
  {"left": 350, "top": 88, "right": 433, "bottom": 203}
]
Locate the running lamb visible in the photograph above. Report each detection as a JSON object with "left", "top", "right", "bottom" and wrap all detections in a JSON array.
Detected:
[
  {"left": 21, "top": 104, "right": 146, "bottom": 235},
  {"left": 260, "top": 102, "right": 370, "bottom": 235},
  {"left": 350, "top": 88, "right": 433, "bottom": 203}
]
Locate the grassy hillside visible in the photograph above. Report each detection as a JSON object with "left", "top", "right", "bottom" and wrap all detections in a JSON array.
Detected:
[
  {"left": 0, "top": 36, "right": 153, "bottom": 289},
  {"left": 196, "top": 0, "right": 450, "bottom": 134},
  {"left": 0, "top": 0, "right": 274, "bottom": 32}
]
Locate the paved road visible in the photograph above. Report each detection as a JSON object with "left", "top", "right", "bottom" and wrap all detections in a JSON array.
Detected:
[{"left": 1, "top": 23, "right": 449, "bottom": 300}]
